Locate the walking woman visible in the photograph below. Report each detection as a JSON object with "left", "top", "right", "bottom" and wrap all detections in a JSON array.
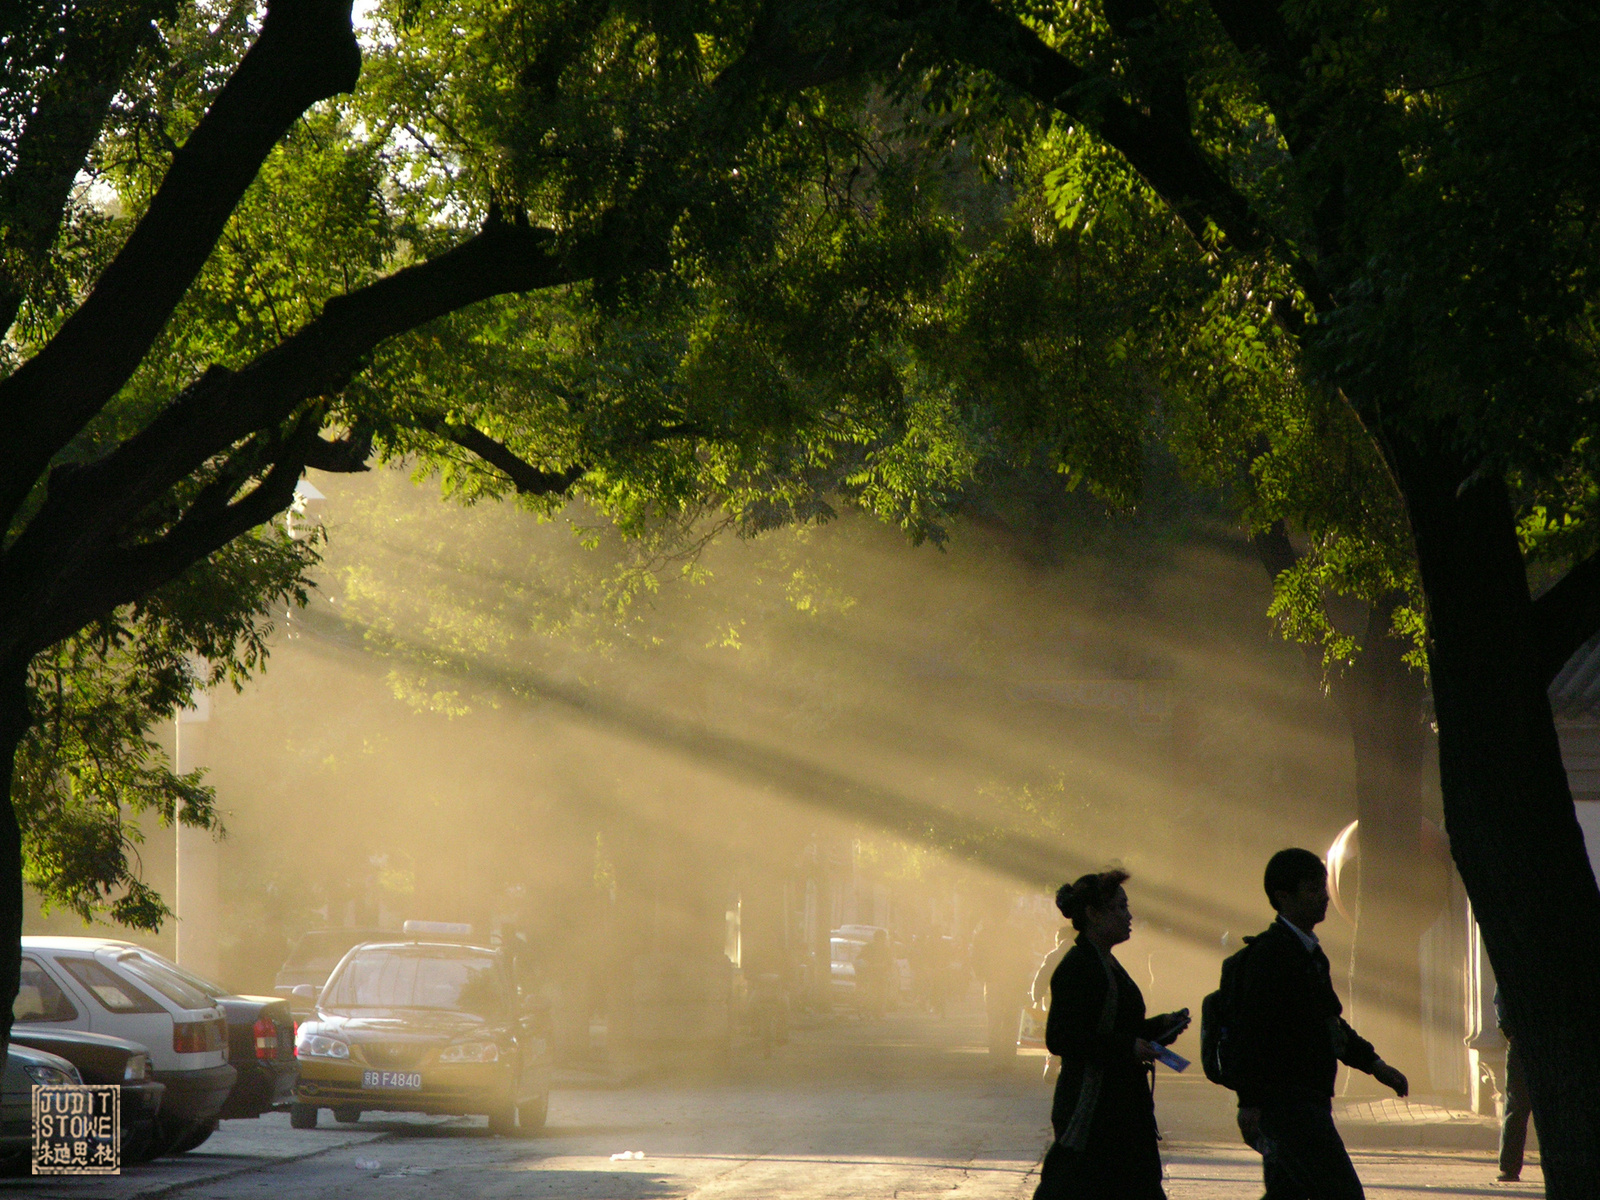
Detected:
[{"left": 1033, "top": 869, "right": 1189, "bottom": 1200}]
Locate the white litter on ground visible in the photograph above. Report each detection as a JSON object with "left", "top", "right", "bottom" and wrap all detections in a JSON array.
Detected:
[
  {"left": 355, "top": 1158, "right": 383, "bottom": 1171},
  {"left": 609, "top": 1151, "right": 646, "bottom": 1160}
]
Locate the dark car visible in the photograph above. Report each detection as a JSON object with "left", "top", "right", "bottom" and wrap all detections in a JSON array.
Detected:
[
  {"left": 9, "top": 1027, "right": 166, "bottom": 1163},
  {"left": 1, "top": 1043, "right": 80, "bottom": 1168},
  {"left": 275, "top": 929, "right": 391, "bottom": 1019},
  {"left": 291, "top": 933, "right": 551, "bottom": 1135},
  {"left": 150, "top": 957, "right": 298, "bottom": 1122}
]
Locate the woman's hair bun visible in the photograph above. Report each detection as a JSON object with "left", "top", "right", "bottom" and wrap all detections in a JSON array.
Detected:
[{"left": 1055, "top": 868, "right": 1130, "bottom": 930}]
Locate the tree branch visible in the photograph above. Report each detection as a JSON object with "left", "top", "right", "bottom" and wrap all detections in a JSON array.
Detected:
[
  {"left": 433, "top": 422, "right": 586, "bottom": 496},
  {"left": 0, "top": 222, "right": 579, "bottom": 664},
  {"left": 27, "top": 414, "right": 324, "bottom": 652},
  {"left": 0, "top": 0, "right": 176, "bottom": 336},
  {"left": 1205, "top": 1, "right": 1310, "bottom": 143},
  {"left": 301, "top": 427, "right": 373, "bottom": 473},
  {"left": 1532, "top": 550, "right": 1600, "bottom": 686},
  {"left": 930, "top": 0, "right": 1330, "bottom": 321},
  {"left": 1250, "top": 515, "right": 1299, "bottom": 579},
  {"left": 0, "top": 0, "right": 362, "bottom": 530}
]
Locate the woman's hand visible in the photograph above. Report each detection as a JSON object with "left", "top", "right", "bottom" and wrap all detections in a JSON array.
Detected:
[
  {"left": 1155, "top": 1009, "right": 1191, "bottom": 1043},
  {"left": 1134, "top": 1038, "right": 1162, "bottom": 1063}
]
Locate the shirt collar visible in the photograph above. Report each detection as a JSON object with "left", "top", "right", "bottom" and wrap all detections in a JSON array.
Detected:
[{"left": 1277, "top": 914, "right": 1320, "bottom": 953}]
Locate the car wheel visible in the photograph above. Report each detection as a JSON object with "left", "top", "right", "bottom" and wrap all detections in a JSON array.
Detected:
[
  {"left": 168, "top": 1120, "right": 218, "bottom": 1154},
  {"left": 333, "top": 1106, "right": 362, "bottom": 1124},
  {"left": 517, "top": 1093, "right": 548, "bottom": 1134},
  {"left": 121, "top": 1126, "right": 160, "bottom": 1165},
  {"left": 487, "top": 1103, "right": 516, "bottom": 1136},
  {"left": 289, "top": 1103, "right": 319, "bottom": 1130}
]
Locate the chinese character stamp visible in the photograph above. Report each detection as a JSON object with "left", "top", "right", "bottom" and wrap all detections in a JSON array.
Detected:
[{"left": 32, "top": 1085, "right": 120, "bottom": 1175}]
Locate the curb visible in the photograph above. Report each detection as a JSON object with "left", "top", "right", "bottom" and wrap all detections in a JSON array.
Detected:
[{"left": 122, "top": 1131, "right": 394, "bottom": 1200}]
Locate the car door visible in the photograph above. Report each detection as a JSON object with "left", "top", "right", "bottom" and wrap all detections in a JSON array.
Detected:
[{"left": 15, "top": 955, "right": 89, "bottom": 1033}]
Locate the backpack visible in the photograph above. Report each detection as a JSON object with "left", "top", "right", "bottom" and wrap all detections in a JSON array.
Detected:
[{"left": 1200, "top": 936, "right": 1258, "bottom": 1089}]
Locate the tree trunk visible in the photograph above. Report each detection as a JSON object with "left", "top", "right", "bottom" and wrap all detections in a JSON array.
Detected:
[
  {"left": 1395, "top": 443, "right": 1600, "bottom": 1197},
  {"left": 1345, "top": 594, "right": 1435, "bottom": 1088},
  {"left": 1251, "top": 527, "right": 1436, "bottom": 1080},
  {"left": 0, "top": 660, "right": 29, "bottom": 1061}
]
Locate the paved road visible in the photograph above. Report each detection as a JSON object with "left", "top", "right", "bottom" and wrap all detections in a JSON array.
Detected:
[{"left": 7, "top": 1005, "right": 1543, "bottom": 1199}]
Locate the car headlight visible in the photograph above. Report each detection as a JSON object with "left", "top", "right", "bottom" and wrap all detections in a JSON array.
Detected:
[
  {"left": 24, "top": 1062, "right": 81, "bottom": 1086},
  {"left": 295, "top": 1031, "right": 350, "bottom": 1060},
  {"left": 124, "top": 1053, "right": 149, "bottom": 1081},
  {"left": 437, "top": 1041, "right": 498, "bottom": 1064}
]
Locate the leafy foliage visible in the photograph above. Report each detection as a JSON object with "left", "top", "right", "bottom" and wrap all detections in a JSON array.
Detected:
[{"left": 16, "top": 527, "right": 316, "bottom": 928}]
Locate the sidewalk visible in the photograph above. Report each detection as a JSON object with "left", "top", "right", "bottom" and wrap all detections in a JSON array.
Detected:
[
  {"left": 1336, "top": 1096, "right": 1501, "bottom": 1150},
  {"left": 1162, "top": 1142, "right": 1544, "bottom": 1197},
  {"left": 1145, "top": 1071, "right": 1541, "bottom": 1195}
]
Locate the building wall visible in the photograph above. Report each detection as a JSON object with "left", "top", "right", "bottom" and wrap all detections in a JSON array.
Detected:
[{"left": 1556, "top": 722, "right": 1600, "bottom": 885}]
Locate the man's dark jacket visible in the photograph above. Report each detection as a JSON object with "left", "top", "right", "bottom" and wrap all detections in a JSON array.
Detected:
[{"left": 1231, "top": 919, "right": 1378, "bottom": 1108}]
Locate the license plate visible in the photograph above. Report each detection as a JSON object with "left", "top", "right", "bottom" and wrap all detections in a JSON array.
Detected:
[{"left": 362, "top": 1070, "right": 422, "bottom": 1090}]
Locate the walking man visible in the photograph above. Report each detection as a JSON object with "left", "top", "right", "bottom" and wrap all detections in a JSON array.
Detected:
[{"left": 1233, "top": 848, "right": 1410, "bottom": 1199}]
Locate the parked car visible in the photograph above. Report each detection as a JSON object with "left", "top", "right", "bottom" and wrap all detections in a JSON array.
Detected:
[
  {"left": 829, "top": 936, "right": 862, "bottom": 1008},
  {"left": 1, "top": 1043, "right": 81, "bottom": 1167},
  {"left": 18, "top": 938, "right": 235, "bottom": 1155},
  {"left": 291, "top": 927, "right": 550, "bottom": 1135},
  {"left": 835, "top": 925, "right": 912, "bottom": 998},
  {"left": 146, "top": 955, "right": 297, "bottom": 1121},
  {"left": 8, "top": 1026, "right": 165, "bottom": 1163},
  {"left": 275, "top": 929, "right": 391, "bottom": 1019}
]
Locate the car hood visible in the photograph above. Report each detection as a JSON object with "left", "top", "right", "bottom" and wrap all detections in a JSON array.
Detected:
[{"left": 310, "top": 1009, "right": 501, "bottom": 1042}]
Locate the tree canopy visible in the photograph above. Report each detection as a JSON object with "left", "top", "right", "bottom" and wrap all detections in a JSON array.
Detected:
[{"left": 7, "top": 0, "right": 1600, "bottom": 1188}]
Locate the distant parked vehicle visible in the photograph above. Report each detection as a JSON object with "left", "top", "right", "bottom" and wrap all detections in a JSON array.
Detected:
[
  {"left": 8, "top": 1026, "right": 166, "bottom": 1163},
  {"left": 1, "top": 1043, "right": 81, "bottom": 1167},
  {"left": 834, "top": 925, "right": 912, "bottom": 999},
  {"left": 275, "top": 929, "right": 391, "bottom": 1018},
  {"left": 829, "top": 936, "right": 864, "bottom": 1009},
  {"left": 18, "top": 938, "right": 235, "bottom": 1156}
]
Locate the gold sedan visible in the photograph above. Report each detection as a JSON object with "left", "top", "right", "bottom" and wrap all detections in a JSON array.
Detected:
[{"left": 290, "top": 935, "right": 550, "bottom": 1135}]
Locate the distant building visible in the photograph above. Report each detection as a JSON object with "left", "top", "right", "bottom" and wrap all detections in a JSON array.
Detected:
[{"left": 1551, "top": 637, "right": 1600, "bottom": 880}]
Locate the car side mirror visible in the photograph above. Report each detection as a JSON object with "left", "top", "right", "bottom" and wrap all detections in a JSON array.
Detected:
[{"left": 292, "top": 984, "right": 317, "bottom": 1001}]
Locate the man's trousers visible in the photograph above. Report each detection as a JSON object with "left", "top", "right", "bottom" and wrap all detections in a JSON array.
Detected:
[{"left": 1256, "top": 1099, "right": 1364, "bottom": 1200}]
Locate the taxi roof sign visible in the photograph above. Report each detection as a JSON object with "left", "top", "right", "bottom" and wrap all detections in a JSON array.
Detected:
[{"left": 402, "top": 920, "right": 473, "bottom": 937}]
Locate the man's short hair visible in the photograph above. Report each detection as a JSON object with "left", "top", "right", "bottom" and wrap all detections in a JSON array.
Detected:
[{"left": 1264, "top": 848, "right": 1326, "bottom": 910}]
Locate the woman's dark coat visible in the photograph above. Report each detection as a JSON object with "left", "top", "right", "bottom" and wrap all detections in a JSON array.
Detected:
[{"left": 1032, "top": 936, "right": 1169, "bottom": 1200}]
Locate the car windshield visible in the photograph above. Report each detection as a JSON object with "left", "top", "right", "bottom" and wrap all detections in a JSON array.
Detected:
[
  {"left": 113, "top": 952, "right": 212, "bottom": 1011},
  {"left": 321, "top": 948, "right": 503, "bottom": 1016}
]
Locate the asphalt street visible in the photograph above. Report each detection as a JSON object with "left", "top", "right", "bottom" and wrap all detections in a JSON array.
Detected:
[{"left": 6, "top": 1003, "right": 1543, "bottom": 1199}]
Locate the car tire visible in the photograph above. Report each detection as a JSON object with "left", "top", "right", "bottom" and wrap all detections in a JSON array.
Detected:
[
  {"left": 517, "top": 1093, "right": 548, "bottom": 1135},
  {"left": 333, "top": 1106, "right": 362, "bottom": 1124},
  {"left": 168, "top": 1120, "right": 218, "bottom": 1154},
  {"left": 487, "top": 1104, "right": 516, "bottom": 1136},
  {"left": 289, "top": 1103, "right": 319, "bottom": 1130}
]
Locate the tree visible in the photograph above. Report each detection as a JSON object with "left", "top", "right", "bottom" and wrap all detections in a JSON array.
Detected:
[
  {"left": 766, "top": 0, "right": 1600, "bottom": 1188},
  {"left": 0, "top": 0, "right": 958, "bottom": 1055}
]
